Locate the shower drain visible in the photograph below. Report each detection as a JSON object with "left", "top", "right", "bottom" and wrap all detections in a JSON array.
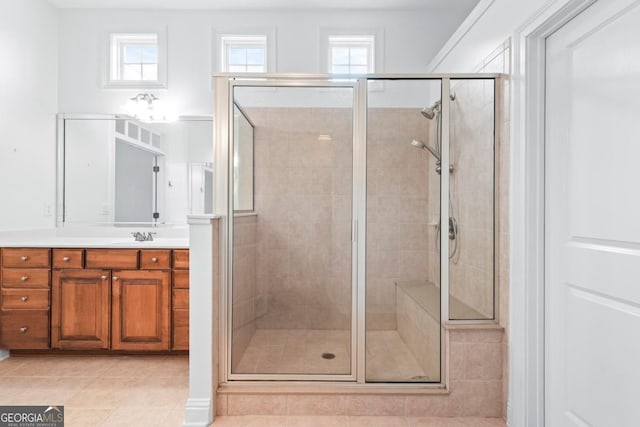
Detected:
[
  {"left": 321, "top": 352, "right": 336, "bottom": 360},
  {"left": 411, "top": 375, "right": 430, "bottom": 381}
]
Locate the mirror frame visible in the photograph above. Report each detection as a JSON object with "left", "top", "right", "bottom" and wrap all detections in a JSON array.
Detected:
[{"left": 56, "top": 113, "right": 215, "bottom": 228}]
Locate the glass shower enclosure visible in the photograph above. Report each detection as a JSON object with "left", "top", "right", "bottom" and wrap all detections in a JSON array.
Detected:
[{"left": 214, "top": 74, "right": 498, "bottom": 385}]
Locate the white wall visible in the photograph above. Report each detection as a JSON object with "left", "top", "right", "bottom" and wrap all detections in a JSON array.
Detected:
[
  {"left": 0, "top": 0, "right": 58, "bottom": 231},
  {"left": 426, "top": 0, "right": 586, "bottom": 425},
  {"left": 57, "top": 7, "right": 471, "bottom": 115},
  {"left": 429, "top": 0, "right": 550, "bottom": 72}
]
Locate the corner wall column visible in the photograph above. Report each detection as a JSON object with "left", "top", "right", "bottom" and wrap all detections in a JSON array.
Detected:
[{"left": 183, "top": 215, "right": 219, "bottom": 427}]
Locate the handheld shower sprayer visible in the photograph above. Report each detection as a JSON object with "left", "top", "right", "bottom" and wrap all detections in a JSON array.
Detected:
[
  {"left": 409, "top": 139, "right": 453, "bottom": 175},
  {"left": 410, "top": 139, "right": 440, "bottom": 162}
]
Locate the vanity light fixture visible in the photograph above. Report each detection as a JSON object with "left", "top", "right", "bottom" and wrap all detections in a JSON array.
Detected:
[{"left": 126, "top": 92, "right": 176, "bottom": 122}]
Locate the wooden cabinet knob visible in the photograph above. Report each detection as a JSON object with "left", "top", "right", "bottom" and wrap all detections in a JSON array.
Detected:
[
  {"left": 21, "top": 256, "right": 29, "bottom": 261},
  {"left": 101, "top": 275, "right": 108, "bottom": 280},
  {"left": 20, "top": 276, "right": 29, "bottom": 281},
  {"left": 21, "top": 296, "right": 28, "bottom": 302},
  {"left": 20, "top": 327, "right": 28, "bottom": 333},
  {"left": 63, "top": 256, "right": 70, "bottom": 262},
  {"left": 112, "top": 276, "right": 119, "bottom": 281},
  {"left": 151, "top": 257, "right": 158, "bottom": 263}
]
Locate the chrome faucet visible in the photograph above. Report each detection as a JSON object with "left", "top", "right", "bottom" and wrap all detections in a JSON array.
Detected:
[{"left": 131, "top": 231, "right": 156, "bottom": 242}]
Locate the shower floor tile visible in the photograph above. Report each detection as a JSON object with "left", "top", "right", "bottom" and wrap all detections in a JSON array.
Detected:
[
  {"left": 234, "top": 329, "right": 429, "bottom": 381},
  {"left": 234, "top": 329, "right": 351, "bottom": 375},
  {"left": 366, "top": 331, "right": 430, "bottom": 382}
]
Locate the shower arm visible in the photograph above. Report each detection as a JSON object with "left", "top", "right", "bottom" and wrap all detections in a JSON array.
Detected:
[{"left": 421, "top": 143, "right": 441, "bottom": 163}]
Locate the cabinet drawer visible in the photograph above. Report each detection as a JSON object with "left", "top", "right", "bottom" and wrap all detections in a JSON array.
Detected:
[
  {"left": 172, "top": 289, "right": 189, "bottom": 309},
  {"left": 140, "top": 250, "right": 171, "bottom": 270},
  {"left": 2, "top": 248, "right": 50, "bottom": 268},
  {"left": 85, "top": 249, "right": 138, "bottom": 269},
  {"left": 173, "top": 270, "right": 189, "bottom": 289},
  {"left": 173, "top": 249, "right": 189, "bottom": 269},
  {"left": 172, "top": 309, "right": 189, "bottom": 350},
  {"left": 0, "top": 310, "right": 50, "bottom": 349},
  {"left": 53, "top": 249, "right": 84, "bottom": 269},
  {"left": 1, "top": 268, "right": 50, "bottom": 288},
  {"left": 1, "top": 289, "right": 49, "bottom": 309}
]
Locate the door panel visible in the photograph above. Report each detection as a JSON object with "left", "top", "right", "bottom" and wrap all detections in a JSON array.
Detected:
[
  {"left": 546, "top": 0, "right": 640, "bottom": 425},
  {"left": 52, "top": 269, "right": 110, "bottom": 349},
  {"left": 111, "top": 270, "right": 170, "bottom": 351},
  {"left": 229, "top": 85, "right": 354, "bottom": 378}
]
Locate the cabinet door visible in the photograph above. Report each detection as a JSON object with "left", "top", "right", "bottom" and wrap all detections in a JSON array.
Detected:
[
  {"left": 111, "top": 270, "right": 170, "bottom": 351},
  {"left": 52, "top": 269, "right": 111, "bottom": 349}
]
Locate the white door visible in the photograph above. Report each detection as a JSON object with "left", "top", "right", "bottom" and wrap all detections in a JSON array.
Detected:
[{"left": 546, "top": 0, "right": 640, "bottom": 425}]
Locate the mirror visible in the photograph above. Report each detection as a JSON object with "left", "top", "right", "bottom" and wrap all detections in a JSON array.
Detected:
[
  {"left": 233, "top": 104, "right": 254, "bottom": 212},
  {"left": 58, "top": 115, "right": 217, "bottom": 226}
]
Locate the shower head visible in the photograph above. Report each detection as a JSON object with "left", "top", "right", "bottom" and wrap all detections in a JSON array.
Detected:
[
  {"left": 420, "top": 94, "right": 456, "bottom": 120},
  {"left": 410, "top": 139, "right": 441, "bottom": 162},
  {"left": 410, "top": 139, "right": 427, "bottom": 150},
  {"left": 420, "top": 106, "right": 436, "bottom": 120},
  {"left": 420, "top": 100, "right": 441, "bottom": 120}
]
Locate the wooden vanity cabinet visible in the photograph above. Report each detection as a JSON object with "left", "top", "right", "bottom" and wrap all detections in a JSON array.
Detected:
[
  {"left": 52, "top": 269, "right": 111, "bottom": 350},
  {"left": 111, "top": 269, "right": 170, "bottom": 351},
  {"left": 0, "top": 248, "right": 51, "bottom": 349},
  {"left": 172, "top": 249, "right": 189, "bottom": 350},
  {"left": 1, "top": 247, "right": 188, "bottom": 352},
  {"left": 53, "top": 249, "right": 172, "bottom": 352}
]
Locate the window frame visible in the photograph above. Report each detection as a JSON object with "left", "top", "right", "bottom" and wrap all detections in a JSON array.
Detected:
[
  {"left": 320, "top": 28, "right": 384, "bottom": 76},
  {"left": 214, "top": 28, "right": 276, "bottom": 74},
  {"left": 327, "top": 35, "right": 376, "bottom": 75},
  {"left": 103, "top": 29, "right": 168, "bottom": 89},
  {"left": 221, "top": 35, "right": 268, "bottom": 73}
]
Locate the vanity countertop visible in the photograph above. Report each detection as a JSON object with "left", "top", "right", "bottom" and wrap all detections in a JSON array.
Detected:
[{"left": 0, "top": 229, "right": 189, "bottom": 248}]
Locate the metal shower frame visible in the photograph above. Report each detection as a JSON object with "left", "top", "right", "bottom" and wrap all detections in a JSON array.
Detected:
[{"left": 213, "top": 72, "right": 501, "bottom": 388}]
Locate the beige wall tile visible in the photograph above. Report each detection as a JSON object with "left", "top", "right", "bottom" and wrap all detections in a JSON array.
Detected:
[
  {"left": 463, "top": 343, "right": 503, "bottom": 380},
  {"left": 286, "top": 395, "right": 348, "bottom": 415},
  {"left": 347, "top": 395, "right": 407, "bottom": 416},
  {"left": 227, "top": 394, "right": 288, "bottom": 415}
]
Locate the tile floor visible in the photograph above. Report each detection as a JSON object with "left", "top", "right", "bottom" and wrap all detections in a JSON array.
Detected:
[
  {"left": 0, "top": 355, "right": 187, "bottom": 427},
  {"left": 211, "top": 416, "right": 505, "bottom": 426},
  {"left": 0, "top": 355, "right": 505, "bottom": 426},
  {"left": 234, "top": 329, "right": 429, "bottom": 381}
]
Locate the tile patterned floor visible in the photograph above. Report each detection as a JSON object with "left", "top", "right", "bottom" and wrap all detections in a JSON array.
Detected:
[
  {"left": 235, "top": 329, "right": 428, "bottom": 381},
  {"left": 211, "top": 416, "right": 506, "bottom": 426},
  {"left": 0, "top": 355, "right": 505, "bottom": 426},
  {"left": 0, "top": 355, "right": 187, "bottom": 427}
]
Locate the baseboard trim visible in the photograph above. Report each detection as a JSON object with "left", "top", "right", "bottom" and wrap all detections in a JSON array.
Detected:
[
  {"left": 182, "top": 398, "right": 212, "bottom": 427},
  {"left": 0, "top": 350, "right": 9, "bottom": 361}
]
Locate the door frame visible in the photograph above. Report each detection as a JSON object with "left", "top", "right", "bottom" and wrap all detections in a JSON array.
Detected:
[
  {"left": 510, "top": 0, "right": 596, "bottom": 425},
  {"left": 223, "top": 78, "right": 361, "bottom": 382}
]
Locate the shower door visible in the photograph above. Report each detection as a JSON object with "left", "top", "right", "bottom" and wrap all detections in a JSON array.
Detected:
[
  {"left": 226, "top": 81, "right": 357, "bottom": 380},
  {"left": 364, "top": 78, "right": 444, "bottom": 383}
]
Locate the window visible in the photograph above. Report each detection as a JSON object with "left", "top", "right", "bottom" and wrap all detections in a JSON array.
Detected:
[
  {"left": 327, "top": 35, "right": 375, "bottom": 75},
  {"left": 104, "top": 30, "right": 167, "bottom": 89},
  {"left": 220, "top": 35, "right": 267, "bottom": 73}
]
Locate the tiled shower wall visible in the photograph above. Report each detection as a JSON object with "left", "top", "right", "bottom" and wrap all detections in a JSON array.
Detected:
[
  {"left": 244, "top": 107, "right": 435, "bottom": 332},
  {"left": 366, "top": 109, "right": 434, "bottom": 330},
  {"left": 448, "top": 78, "right": 496, "bottom": 319},
  {"left": 248, "top": 108, "right": 353, "bottom": 331},
  {"left": 232, "top": 214, "right": 258, "bottom": 369}
]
